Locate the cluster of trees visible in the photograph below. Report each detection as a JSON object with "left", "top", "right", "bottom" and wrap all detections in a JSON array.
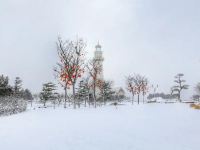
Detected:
[
  {"left": 36, "top": 37, "right": 199, "bottom": 109},
  {"left": 126, "top": 74, "right": 148, "bottom": 104},
  {"left": 51, "top": 37, "right": 120, "bottom": 108},
  {"left": 147, "top": 93, "right": 177, "bottom": 100},
  {"left": 37, "top": 37, "right": 126, "bottom": 109},
  {"left": 39, "top": 79, "right": 125, "bottom": 109},
  {"left": 0, "top": 75, "right": 33, "bottom": 116},
  {"left": 1, "top": 37, "right": 200, "bottom": 115},
  {"left": 147, "top": 74, "right": 189, "bottom": 102},
  {"left": 75, "top": 79, "right": 117, "bottom": 107},
  {"left": 0, "top": 75, "right": 33, "bottom": 99},
  {"left": 126, "top": 73, "right": 200, "bottom": 104}
]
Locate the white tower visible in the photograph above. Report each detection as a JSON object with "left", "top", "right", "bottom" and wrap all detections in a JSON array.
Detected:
[
  {"left": 94, "top": 42, "right": 104, "bottom": 81},
  {"left": 92, "top": 42, "right": 104, "bottom": 99}
]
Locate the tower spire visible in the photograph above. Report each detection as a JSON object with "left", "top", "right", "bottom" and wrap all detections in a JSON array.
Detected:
[{"left": 95, "top": 41, "right": 101, "bottom": 50}]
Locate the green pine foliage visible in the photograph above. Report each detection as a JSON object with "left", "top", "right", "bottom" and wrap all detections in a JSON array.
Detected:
[
  {"left": 100, "top": 81, "right": 115, "bottom": 102},
  {"left": 0, "top": 75, "right": 13, "bottom": 96},
  {"left": 40, "top": 82, "right": 57, "bottom": 107}
]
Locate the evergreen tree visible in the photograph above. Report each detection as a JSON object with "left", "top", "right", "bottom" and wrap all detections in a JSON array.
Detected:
[
  {"left": 116, "top": 87, "right": 126, "bottom": 101},
  {"left": 99, "top": 81, "right": 115, "bottom": 105},
  {"left": 39, "top": 82, "right": 56, "bottom": 107},
  {"left": 171, "top": 73, "right": 189, "bottom": 102},
  {"left": 23, "top": 89, "right": 33, "bottom": 100},
  {"left": 77, "top": 79, "right": 90, "bottom": 107},
  {"left": 22, "top": 89, "right": 33, "bottom": 106},
  {"left": 0, "top": 75, "right": 13, "bottom": 96},
  {"left": 14, "top": 77, "right": 23, "bottom": 97}
]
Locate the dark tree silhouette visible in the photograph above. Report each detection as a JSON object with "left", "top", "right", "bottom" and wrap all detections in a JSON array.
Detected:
[{"left": 171, "top": 73, "right": 189, "bottom": 102}]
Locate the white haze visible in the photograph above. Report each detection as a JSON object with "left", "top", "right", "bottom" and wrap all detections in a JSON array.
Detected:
[{"left": 0, "top": 0, "right": 200, "bottom": 99}]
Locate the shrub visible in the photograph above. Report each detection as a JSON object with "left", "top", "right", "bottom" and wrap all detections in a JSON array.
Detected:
[{"left": 0, "top": 97, "right": 27, "bottom": 116}]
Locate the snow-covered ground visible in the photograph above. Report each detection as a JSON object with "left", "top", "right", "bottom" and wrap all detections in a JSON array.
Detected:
[{"left": 0, "top": 103, "right": 199, "bottom": 150}]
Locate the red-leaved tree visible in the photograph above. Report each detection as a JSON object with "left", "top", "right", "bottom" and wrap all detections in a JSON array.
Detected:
[{"left": 54, "top": 37, "right": 86, "bottom": 108}]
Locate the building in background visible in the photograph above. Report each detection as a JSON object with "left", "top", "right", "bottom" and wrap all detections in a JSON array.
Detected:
[
  {"left": 93, "top": 42, "right": 104, "bottom": 81},
  {"left": 93, "top": 42, "right": 104, "bottom": 98}
]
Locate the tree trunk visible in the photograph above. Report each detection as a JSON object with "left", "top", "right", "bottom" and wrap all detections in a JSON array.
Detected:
[
  {"left": 31, "top": 99, "right": 32, "bottom": 107},
  {"left": 58, "top": 99, "right": 61, "bottom": 107},
  {"left": 93, "top": 84, "right": 96, "bottom": 108},
  {"left": 72, "top": 84, "right": 76, "bottom": 109},
  {"left": 64, "top": 87, "right": 67, "bottom": 108},
  {"left": 132, "top": 92, "right": 134, "bottom": 105},
  {"left": 53, "top": 100, "right": 55, "bottom": 109},
  {"left": 143, "top": 93, "right": 144, "bottom": 104},
  {"left": 85, "top": 97, "right": 87, "bottom": 107},
  {"left": 178, "top": 91, "right": 181, "bottom": 102},
  {"left": 138, "top": 94, "right": 140, "bottom": 104},
  {"left": 103, "top": 94, "right": 105, "bottom": 105},
  {"left": 88, "top": 93, "right": 90, "bottom": 107}
]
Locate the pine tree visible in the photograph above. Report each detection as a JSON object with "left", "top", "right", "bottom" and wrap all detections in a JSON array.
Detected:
[
  {"left": 116, "top": 87, "right": 126, "bottom": 101},
  {"left": 39, "top": 82, "right": 56, "bottom": 107},
  {"left": 14, "top": 77, "right": 23, "bottom": 97},
  {"left": 77, "top": 79, "right": 90, "bottom": 107},
  {"left": 0, "top": 75, "right": 13, "bottom": 96},
  {"left": 99, "top": 80, "right": 114, "bottom": 105},
  {"left": 22, "top": 89, "right": 33, "bottom": 106},
  {"left": 171, "top": 73, "right": 189, "bottom": 102},
  {"left": 23, "top": 89, "right": 33, "bottom": 100}
]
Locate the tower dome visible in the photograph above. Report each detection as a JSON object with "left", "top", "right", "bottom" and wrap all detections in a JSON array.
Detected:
[{"left": 95, "top": 42, "right": 102, "bottom": 51}]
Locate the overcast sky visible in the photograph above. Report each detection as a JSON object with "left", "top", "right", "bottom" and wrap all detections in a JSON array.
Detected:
[{"left": 0, "top": 0, "right": 200, "bottom": 97}]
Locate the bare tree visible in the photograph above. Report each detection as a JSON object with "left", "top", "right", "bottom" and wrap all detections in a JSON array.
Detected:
[
  {"left": 54, "top": 37, "right": 86, "bottom": 109},
  {"left": 54, "top": 37, "right": 73, "bottom": 108},
  {"left": 86, "top": 59, "right": 102, "bottom": 108},
  {"left": 133, "top": 74, "right": 148, "bottom": 104},
  {"left": 70, "top": 38, "right": 86, "bottom": 109},
  {"left": 171, "top": 73, "right": 189, "bottom": 102},
  {"left": 141, "top": 79, "right": 149, "bottom": 103},
  {"left": 126, "top": 74, "right": 148, "bottom": 104},
  {"left": 126, "top": 76, "right": 136, "bottom": 105}
]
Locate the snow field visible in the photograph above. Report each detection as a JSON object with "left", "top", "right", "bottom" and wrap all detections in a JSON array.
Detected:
[{"left": 0, "top": 103, "right": 199, "bottom": 150}]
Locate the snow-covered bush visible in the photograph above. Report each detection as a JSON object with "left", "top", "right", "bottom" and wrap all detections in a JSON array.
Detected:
[{"left": 0, "top": 97, "right": 27, "bottom": 116}]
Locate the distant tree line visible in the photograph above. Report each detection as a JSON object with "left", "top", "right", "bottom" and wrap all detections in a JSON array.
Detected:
[
  {"left": 147, "top": 93, "right": 177, "bottom": 100},
  {"left": 38, "top": 80, "right": 126, "bottom": 109},
  {"left": 22, "top": 37, "right": 200, "bottom": 110},
  {"left": 0, "top": 75, "right": 33, "bottom": 116}
]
